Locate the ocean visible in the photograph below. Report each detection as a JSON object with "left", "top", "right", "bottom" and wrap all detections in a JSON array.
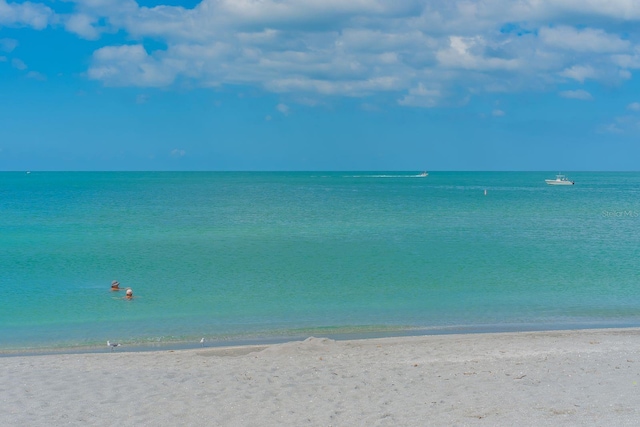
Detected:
[{"left": 1, "top": 172, "right": 639, "bottom": 352}]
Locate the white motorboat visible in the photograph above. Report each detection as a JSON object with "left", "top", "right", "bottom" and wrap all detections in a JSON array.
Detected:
[
  {"left": 545, "top": 174, "right": 574, "bottom": 185},
  {"left": 419, "top": 171, "right": 428, "bottom": 177}
]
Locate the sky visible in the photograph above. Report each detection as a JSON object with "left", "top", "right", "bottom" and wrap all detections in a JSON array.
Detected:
[{"left": 1, "top": 0, "right": 640, "bottom": 171}]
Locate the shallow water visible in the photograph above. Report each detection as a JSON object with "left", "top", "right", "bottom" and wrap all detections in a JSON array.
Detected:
[{"left": 1, "top": 171, "right": 639, "bottom": 351}]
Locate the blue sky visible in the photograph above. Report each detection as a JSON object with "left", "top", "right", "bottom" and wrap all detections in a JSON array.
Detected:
[{"left": 1, "top": 0, "right": 640, "bottom": 171}]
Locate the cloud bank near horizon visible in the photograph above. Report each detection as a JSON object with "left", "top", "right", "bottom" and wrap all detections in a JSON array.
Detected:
[{"left": 2, "top": 0, "right": 640, "bottom": 107}]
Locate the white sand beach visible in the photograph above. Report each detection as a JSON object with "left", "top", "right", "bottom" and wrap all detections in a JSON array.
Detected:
[{"left": 3, "top": 329, "right": 640, "bottom": 426}]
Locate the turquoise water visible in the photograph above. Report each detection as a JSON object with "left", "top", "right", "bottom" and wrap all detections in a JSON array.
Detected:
[{"left": 1, "top": 172, "right": 639, "bottom": 351}]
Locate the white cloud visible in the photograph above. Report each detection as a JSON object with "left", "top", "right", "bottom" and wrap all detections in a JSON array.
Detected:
[
  {"left": 436, "top": 36, "right": 521, "bottom": 71},
  {"left": 601, "top": 123, "right": 623, "bottom": 134},
  {"left": 559, "top": 89, "right": 593, "bottom": 100},
  {"left": 560, "top": 65, "right": 597, "bottom": 83},
  {"left": 11, "top": 57, "right": 26, "bottom": 70},
  {"left": 539, "top": 26, "right": 630, "bottom": 53},
  {"left": 276, "top": 103, "right": 290, "bottom": 115},
  {"left": 4, "top": 0, "right": 640, "bottom": 105},
  {"left": 492, "top": 109, "right": 505, "bottom": 116},
  {"left": 601, "top": 115, "right": 640, "bottom": 134},
  {"left": 170, "top": 149, "right": 186, "bottom": 157},
  {"left": 265, "top": 76, "right": 402, "bottom": 96},
  {"left": 628, "top": 102, "right": 640, "bottom": 111},
  {"left": 550, "top": 0, "right": 640, "bottom": 20},
  {"left": 0, "top": 38, "right": 17, "bottom": 52},
  {"left": 65, "top": 13, "right": 101, "bottom": 40},
  {"left": 0, "top": 0, "right": 53, "bottom": 29},
  {"left": 612, "top": 51, "right": 640, "bottom": 69},
  {"left": 79, "top": 3, "right": 628, "bottom": 98},
  {"left": 136, "top": 94, "right": 149, "bottom": 104},
  {"left": 398, "top": 83, "right": 440, "bottom": 108},
  {"left": 26, "top": 70, "right": 46, "bottom": 80},
  {"left": 88, "top": 45, "right": 179, "bottom": 87}
]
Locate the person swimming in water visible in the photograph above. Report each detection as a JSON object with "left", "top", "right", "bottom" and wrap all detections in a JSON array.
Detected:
[
  {"left": 125, "top": 288, "right": 133, "bottom": 299},
  {"left": 111, "top": 280, "right": 121, "bottom": 291}
]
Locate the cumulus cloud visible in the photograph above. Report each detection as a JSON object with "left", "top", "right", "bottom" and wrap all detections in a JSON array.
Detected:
[
  {"left": 0, "top": 0, "right": 53, "bottom": 29},
  {"left": 553, "top": 0, "right": 640, "bottom": 21},
  {"left": 73, "top": 1, "right": 638, "bottom": 99},
  {"left": 11, "top": 57, "right": 26, "bottom": 70},
  {"left": 601, "top": 115, "right": 640, "bottom": 134},
  {"left": 88, "top": 45, "right": 179, "bottom": 87},
  {"left": 64, "top": 13, "right": 101, "bottom": 40},
  {"left": 26, "top": 70, "right": 46, "bottom": 80},
  {"left": 276, "top": 103, "right": 290, "bottom": 115},
  {"left": 612, "top": 51, "right": 640, "bottom": 69},
  {"left": 560, "top": 65, "right": 597, "bottom": 83},
  {"left": 436, "top": 36, "right": 521, "bottom": 71},
  {"left": 7, "top": 0, "right": 640, "bottom": 105},
  {"left": 602, "top": 123, "right": 623, "bottom": 134},
  {"left": 559, "top": 89, "right": 593, "bottom": 100},
  {"left": 0, "top": 38, "right": 17, "bottom": 52},
  {"left": 397, "top": 83, "right": 440, "bottom": 108},
  {"left": 539, "top": 26, "right": 630, "bottom": 53},
  {"left": 627, "top": 102, "right": 640, "bottom": 111}
]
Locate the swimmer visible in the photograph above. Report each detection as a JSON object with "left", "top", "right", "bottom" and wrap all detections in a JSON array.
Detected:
[
  {"left": 125, "top": 288, "right": 133, "bottom": 299},
  {"left": 111, "top": 280, "right": 120, "bottom": 291}
]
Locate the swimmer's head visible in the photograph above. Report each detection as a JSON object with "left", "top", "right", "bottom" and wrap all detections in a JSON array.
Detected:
[
  {"left": 126, "top": 289, "right": 133, "bottom": 296},
  {"left": 112, "top": 280, "right": 120, "bottom": 287}
]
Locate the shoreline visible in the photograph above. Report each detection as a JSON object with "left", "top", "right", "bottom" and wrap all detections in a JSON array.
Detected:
[
  {"left": 3, "top": 322, "right": 640, "bottom": 357},
  {"left": 3, "top": 327, "right": 640, "bottom": 426},
  {"left": 4, "top": 322, "right": 640, "bottom": 357}
]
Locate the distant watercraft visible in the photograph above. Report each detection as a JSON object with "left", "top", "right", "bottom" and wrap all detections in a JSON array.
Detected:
[
  {"left": 545, "top": 174, "right": 574, "bottom": 186},
  {"left": 419, "top": 171, "right": 428, "bottom": 177}
]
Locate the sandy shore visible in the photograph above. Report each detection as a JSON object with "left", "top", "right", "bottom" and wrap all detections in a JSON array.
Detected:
[{"left": 2, "top": 329, "right": 640, "bottom": 426}]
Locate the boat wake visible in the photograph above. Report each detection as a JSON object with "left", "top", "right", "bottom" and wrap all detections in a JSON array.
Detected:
[{"left": 344, "top": 174, "right": 428, "bottom": 178}]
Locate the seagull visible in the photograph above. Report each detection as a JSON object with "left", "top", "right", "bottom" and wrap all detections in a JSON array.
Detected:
[
  {"left": 107, "top": 340, "right": 121, "bottom": 351},
  {"left": 200, "top": 338, "right": 205, "bottom": 347}
]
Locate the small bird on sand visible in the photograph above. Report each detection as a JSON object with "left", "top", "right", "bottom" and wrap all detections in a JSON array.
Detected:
[
  {"left": 107, "top": 340, "right": 121, "bottom": 351},
  {"left": 200, "top": 338, "right": 205, "bottom": 347}
]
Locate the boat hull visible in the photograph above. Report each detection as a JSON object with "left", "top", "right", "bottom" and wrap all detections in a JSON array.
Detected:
[{"left": 545, "top": 180, "right": 574, "bottom": 185}]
